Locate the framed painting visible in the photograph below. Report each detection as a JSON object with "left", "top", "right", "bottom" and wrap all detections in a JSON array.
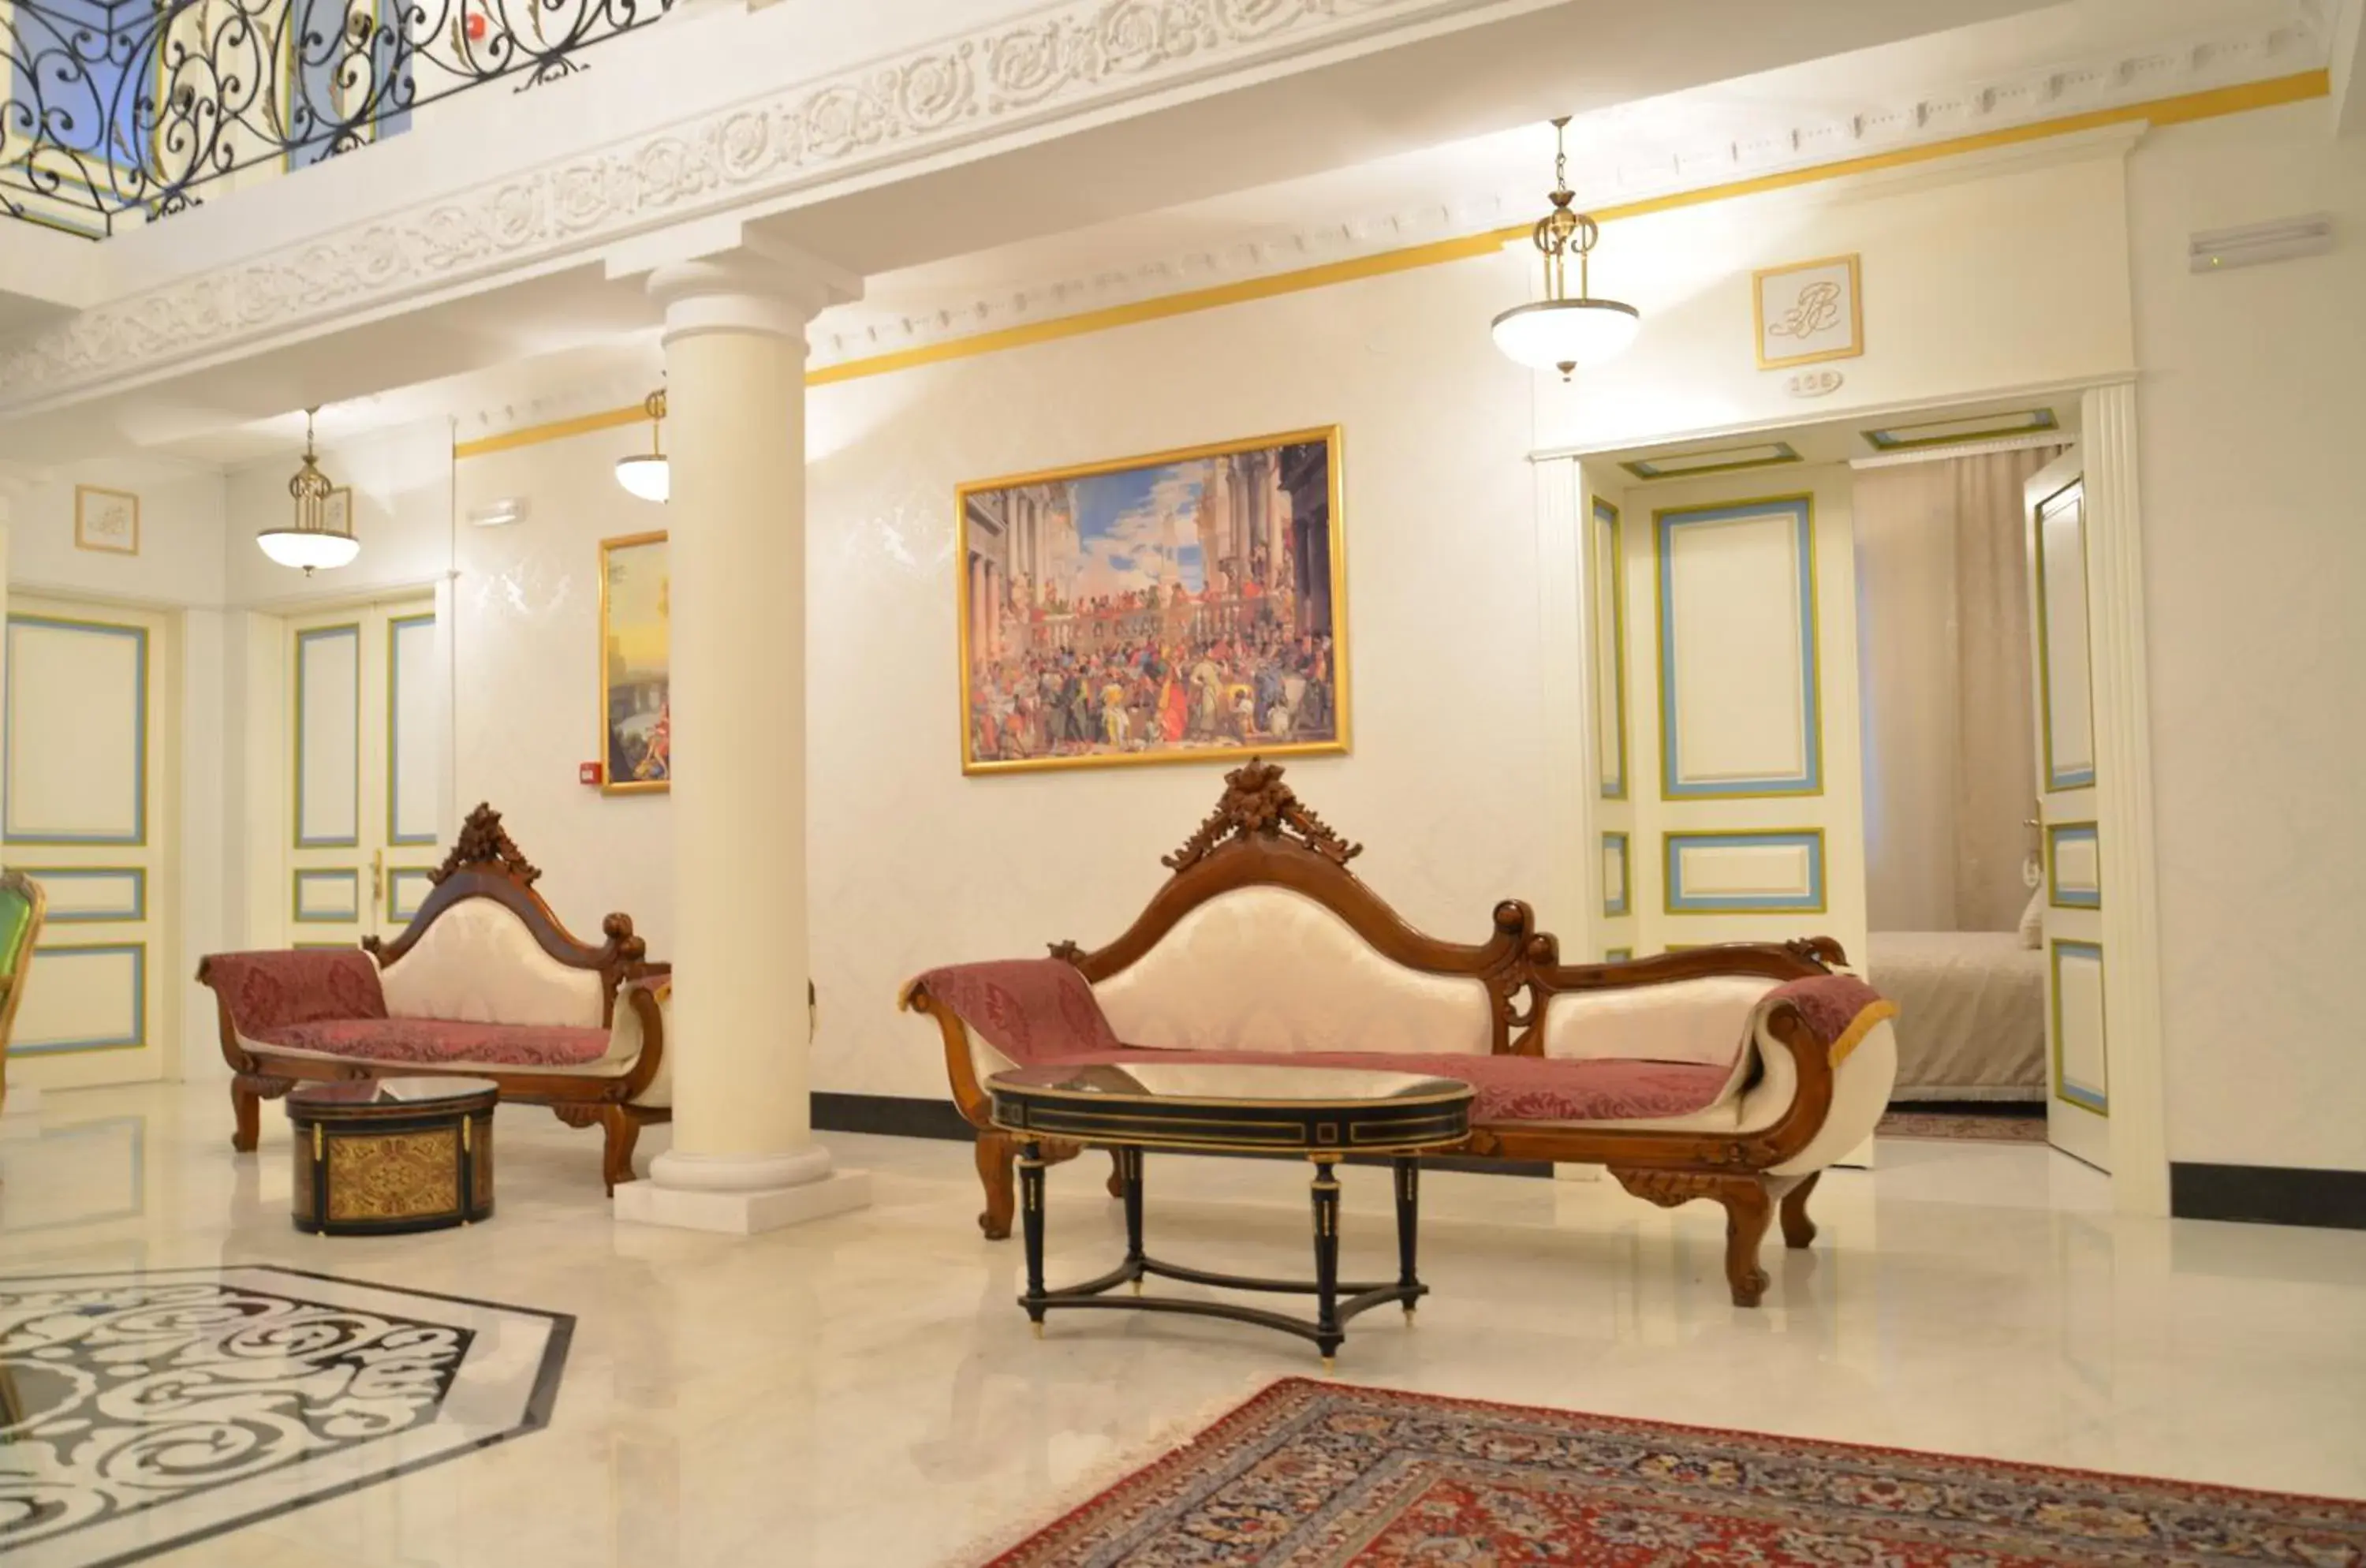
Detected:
[
  {"left": 322, "top": 487, "right": 353, "bottom": 539},
  {"left": 1754, "top": 253, "right": 1863, "bottom": 369},
  {"left": 74, "top": 486, "right": 140, "bottom": 554},
  {"left": 599, "top": 531, "right": 670, "bottom": 795},
  {"left": 956, "top": 426, "right": 1349, "bottom": 775}
]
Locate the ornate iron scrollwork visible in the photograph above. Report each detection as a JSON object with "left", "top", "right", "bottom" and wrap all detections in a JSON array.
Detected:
[{"left": 2, "top": 0, "right": 672, "bottom": 236}]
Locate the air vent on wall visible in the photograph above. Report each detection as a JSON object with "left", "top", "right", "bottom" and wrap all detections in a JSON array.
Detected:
[{"left": 2189, "top": 215, "right": 2334, "bottom": 274}]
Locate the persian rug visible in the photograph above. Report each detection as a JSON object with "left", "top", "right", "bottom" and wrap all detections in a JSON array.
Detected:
[
  {"left": 0, "top": 1266, "right": 569, "bottom": 1568},
  {"left": 1879, "top": 1108, "right": 2050, "bottom": 1144},
  {"left": 980, "top": 1378, "right": 2366, "bottom": 1566}
]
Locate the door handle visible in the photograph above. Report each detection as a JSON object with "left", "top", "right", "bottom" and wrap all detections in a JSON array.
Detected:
[{"left": 371, "top": 849, "right": 385, "bottom": 906}]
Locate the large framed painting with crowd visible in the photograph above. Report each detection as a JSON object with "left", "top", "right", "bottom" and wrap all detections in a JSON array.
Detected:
[
  {"left": 955, "top": 427, "right": 1349, "bottom": 775},
  {"left": 599, "top": 530, "right": 671, "bottom": 794}
]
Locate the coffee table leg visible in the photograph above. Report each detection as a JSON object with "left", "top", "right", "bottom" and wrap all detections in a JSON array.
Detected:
[
  {"left": 1311, "top": 1155, "right": 1342, "bottom": 1369},
  {"left": 1120, "top": 1147, "right": 1146, "bottom": 1294},
  {"left": 1394, "top": 1157, "right": 1420, "bottom": 1320},
  {"left": 1020, "top": 1140, "right": 1048, "bottom": 1337}
]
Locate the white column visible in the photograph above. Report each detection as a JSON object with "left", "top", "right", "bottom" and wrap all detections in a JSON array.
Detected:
[
  {"left": 614, "top": 244, "right": 871, "bottom": 1234},
  {"left": 2081, "top": 380, "right": 2170, "bottom": 1218}
]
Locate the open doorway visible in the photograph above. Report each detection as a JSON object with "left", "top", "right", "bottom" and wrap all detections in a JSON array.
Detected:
[{"left": 1577, "top": 393, "right": 2119, "bottom": 1172}]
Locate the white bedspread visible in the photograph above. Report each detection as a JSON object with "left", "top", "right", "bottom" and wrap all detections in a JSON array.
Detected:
[{"left": 1867, "top": 931, "right": 2046, "bottom": 1101}]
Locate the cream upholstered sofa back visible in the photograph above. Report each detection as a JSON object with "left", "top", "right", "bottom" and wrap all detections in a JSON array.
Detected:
[
  {"left": 1090, "top": 885, "right": 1494, "bottom": 1055},
  {"left": 1538, "top": 976, "right": 1778, "bottom": 1066},
  {"left": 380, "top": 898, "right": 607, "bottom": 1028}
]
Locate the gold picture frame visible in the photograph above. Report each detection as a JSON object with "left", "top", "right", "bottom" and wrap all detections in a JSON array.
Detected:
[
  {"left": 73, "top": 485, "right": 140, "bottom": 554},
  {"left": 322, "top": 487, "right": 353, "bottom": 538},
  {"left": 955, "top": 426, "right": 1350, "bottom": 776},
  {"left": 1753, "top": 253, "right": 1864, "bottom": 369},
  {"left": 599, "top": 530, "right": 670, "bottom": 795}
]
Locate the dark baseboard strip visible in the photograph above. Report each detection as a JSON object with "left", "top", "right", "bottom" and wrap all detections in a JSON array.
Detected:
[
  {"left": 812, "top": 1092, "right": 975, "bottom": 1143},
  {"left": 2170, "top": 1162, "right": 2366, "bottom": 1230},
  {"left": 809, "top": 1092, "right": 1551, "bottom": 1176}
]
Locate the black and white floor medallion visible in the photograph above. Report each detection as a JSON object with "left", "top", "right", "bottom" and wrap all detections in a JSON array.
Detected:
[{"left": 1, "top": 1266, "right": 569, "bottom": 1567}]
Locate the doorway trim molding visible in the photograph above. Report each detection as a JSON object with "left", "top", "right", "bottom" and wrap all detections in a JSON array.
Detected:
[{"left": 1532, "top": 374, "right": 2170, "bottom": 1217}]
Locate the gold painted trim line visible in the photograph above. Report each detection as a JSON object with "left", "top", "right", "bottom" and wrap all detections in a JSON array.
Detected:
[{"left": 449, "top": 71, "right": 2329, "bottom": 464}]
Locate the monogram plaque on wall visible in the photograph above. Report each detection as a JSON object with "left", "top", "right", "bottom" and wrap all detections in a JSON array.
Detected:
[{"left": 1753, "top": 254, "right": 1863, "bottom": 370}]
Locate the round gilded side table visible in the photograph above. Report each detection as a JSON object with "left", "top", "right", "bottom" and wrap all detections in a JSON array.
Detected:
[{"left": 287, "top": 1077, "right": 498, "bottom": 1236}]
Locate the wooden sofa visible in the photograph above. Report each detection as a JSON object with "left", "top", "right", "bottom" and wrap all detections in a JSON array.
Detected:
[
  {"left": 903, "top": 760, "right": 1898, "bottom": 1308},
  {"left": 197, "top": 805, "right": 670, "bottom": 1191}
]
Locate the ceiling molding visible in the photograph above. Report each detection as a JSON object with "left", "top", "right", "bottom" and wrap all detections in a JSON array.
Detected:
[
  {"left": 0, "top": 0, "right": 1533, "bottom": 417},
  {"left": 804, "top": 6, "right": 2331, "bottom": 371}
]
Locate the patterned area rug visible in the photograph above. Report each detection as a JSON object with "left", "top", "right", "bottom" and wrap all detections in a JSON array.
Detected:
[
  {"left": 1, "top": 1266, "right": 569, "bottom": 1568},
  {"left": 1879, "top": 1108, "right": 2050, "bottom": 1143},
  {"left": 982, "top": 1379, "right": 2366, "bottom": 1566}
]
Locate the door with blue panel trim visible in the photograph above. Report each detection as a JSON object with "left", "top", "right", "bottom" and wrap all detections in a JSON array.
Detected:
[
  {"left": 2024, "top": 449, "right": 2108, "bottom": 1171},
  {"left": 4, "top": 596, "right": 174, "bottom": 1088},
  {"left": 1627, "top": 466, "right": 1868, "bottom": 965},
  {"left": 285, "top": 599, "right": 442, "bottom": 949}
]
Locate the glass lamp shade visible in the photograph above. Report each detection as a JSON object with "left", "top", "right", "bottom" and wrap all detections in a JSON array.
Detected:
[
  {"left": 255, "top": 528, "right": 360, "bottom": 571},
  {"left": 614, "top": 454, "right": 670, "bottom": 502},
  {"left": 1491, "top": 297, "right": 1641, "bottom": 373}
]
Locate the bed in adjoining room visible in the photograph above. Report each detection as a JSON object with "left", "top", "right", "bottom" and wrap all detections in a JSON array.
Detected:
[{"left": 1864, "top": 930, "right": 2046, "bottom": 1101}]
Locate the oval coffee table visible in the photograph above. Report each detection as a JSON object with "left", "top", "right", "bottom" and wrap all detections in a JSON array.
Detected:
[
  {"left": 287, "top": 1077, "right": 498, "bottom": 1236},
  {"left": 987, "top": 1061, "right": 1475, "bottom": 1368}
]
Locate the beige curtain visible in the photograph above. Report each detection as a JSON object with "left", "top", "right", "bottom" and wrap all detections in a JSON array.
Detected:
[{"left": 1856, "top": 446, "right": 2062, "bottom": 931}]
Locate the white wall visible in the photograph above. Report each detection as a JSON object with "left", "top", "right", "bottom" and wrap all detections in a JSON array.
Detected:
[
  {"left": 2125, "top": 103, "right": 2366, "bottom": 1174},
  {"left": 6, "top": 465, "right": 228, "bottom": 606},
  {"left": 441, "top": 255, "right": 1546, "bottom": 1099}
]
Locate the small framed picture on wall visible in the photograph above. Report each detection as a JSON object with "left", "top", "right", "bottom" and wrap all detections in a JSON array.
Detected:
[
  {"left": 74, "top": 485, "right": 140, "bottom": 555},
  {"left": 1753, "top": 253, "right": 1863, "bottom": 369},
  {"left": 323, "top": 487, "right": 353, "bottom": 537}
]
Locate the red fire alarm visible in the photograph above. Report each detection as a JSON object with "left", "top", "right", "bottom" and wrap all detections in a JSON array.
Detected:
[{"left": 580, "top": 761, "right": 603, "bottom": 786}]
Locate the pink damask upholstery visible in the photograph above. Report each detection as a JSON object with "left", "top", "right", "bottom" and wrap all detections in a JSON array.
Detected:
[
  {"left": 912, "top": 959, "right": 1739, "bottom": 1122},
  {"left": 1051, "top": 1048, "right": 1735, "bottom": 1123},
  {"left": 255, "top": 1018, "right": 613, "bottom": 1068},
  {"left": 916, "top": 960, "right": 1122, "bottom": 1062},
  {"left": 203, "top": 950, "right": 387, "bottom": 1034},
  {"left": 1767, "top": 975, "right": 1897, "bottom": 1063}
]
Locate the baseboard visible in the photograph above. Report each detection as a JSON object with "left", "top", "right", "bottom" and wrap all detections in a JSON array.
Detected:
[
  {"left": 812, "top": 1092, "right": 975, "bottom": 1143},
  {"left": 2170, "top": 1162, "right": 2366, "bottom": 1230},
  {"left": 807, "top": 1092, "right": 1550, "bottom": 1175}
]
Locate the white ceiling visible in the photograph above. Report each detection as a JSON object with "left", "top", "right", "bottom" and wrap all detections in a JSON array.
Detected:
[{"left": 6, "top": 0, "right": 2332, "bottom": 475}]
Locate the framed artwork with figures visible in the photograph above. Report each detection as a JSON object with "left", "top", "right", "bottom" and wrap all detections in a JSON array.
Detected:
[
  {"left": 73, "top": 485, "right": 140, "bottom": 554},
  {"left": 955, "top": 426, "right": 1349, "bottom": 776},
  {"left": 1753, "top": 253, "right": 1862, "bottom": 369},
  {"left": 599, "top": 531, "right": 670, "bottom": 794}
]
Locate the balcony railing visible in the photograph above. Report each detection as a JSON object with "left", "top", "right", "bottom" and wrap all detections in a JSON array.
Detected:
[{"left": 2, "top": 0, "right": 672, "bottom": 237}]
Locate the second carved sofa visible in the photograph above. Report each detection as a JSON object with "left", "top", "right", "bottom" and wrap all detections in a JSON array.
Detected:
[
  {"left": 197, "top": 805, "right": 670, "bottom": 1192},
  {"left": 904, "top": 760, "right": 1898, "bottom": 1308}
]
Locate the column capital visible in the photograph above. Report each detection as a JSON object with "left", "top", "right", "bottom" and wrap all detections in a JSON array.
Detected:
[{"left": 611, "top": 222, "right": 862, "bottom": 344}]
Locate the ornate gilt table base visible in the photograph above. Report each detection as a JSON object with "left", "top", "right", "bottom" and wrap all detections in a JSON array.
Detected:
[{"left": 288, "top": 1078, "right": 498, "bottom": 1236}]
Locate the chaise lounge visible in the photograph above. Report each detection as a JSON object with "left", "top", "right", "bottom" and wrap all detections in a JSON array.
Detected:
[
  {"left": 903, "top": 760, "right": 1898, "bottom": 1307},
  {"left": 197, "top": 805, "right": 670, "bottom": 1191}
]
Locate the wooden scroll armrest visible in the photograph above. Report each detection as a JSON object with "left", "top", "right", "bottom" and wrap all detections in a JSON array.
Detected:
[
  {"left": 900, "top": 980, "right": 991, "bottom": 1130},
  {"left": 613, "top": 973, "right": 669, "bottom": 1103},
  {"left": 1741, "top": 1000, "right": 1842, "bottom": 1169}
]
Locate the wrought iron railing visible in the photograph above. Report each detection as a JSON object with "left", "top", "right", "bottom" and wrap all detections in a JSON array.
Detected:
[{"left": 2, "top": 0, "right": 672, "bottom": 237}]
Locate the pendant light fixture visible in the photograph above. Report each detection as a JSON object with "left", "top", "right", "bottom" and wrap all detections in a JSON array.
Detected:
[
  {"left": 258, "top": 408, "right": 360, "bottom": 574},
  {"left": 1491, "top": 117, "right": 1640, "bottom": 379},
  {"left": 614, "top": 389, "right": 669, "bottom": 502}
]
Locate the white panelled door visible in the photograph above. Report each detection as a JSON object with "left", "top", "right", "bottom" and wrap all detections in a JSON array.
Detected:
[
  {"left": 4, "top": 595, "right": 175, "bottom": 1088},
  {"left": 285, "top": 600, "right": 442, "bottom": 948},
  {"left": 2023, "top": 448, "right": 2109, "bottom": 1171}
]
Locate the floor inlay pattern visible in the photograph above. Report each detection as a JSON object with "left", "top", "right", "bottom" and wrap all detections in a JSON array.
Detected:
[{"left": 0, "top": 1267, "right": 569, "bottom": 1568}]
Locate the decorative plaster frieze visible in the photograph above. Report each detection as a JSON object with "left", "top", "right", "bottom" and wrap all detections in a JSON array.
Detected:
[
  {"left": 0, "top": 0, "right": 1524, "bottom": 413},
  {"left": 800, "top": 5, "right": 2327, "bottom": 373}
]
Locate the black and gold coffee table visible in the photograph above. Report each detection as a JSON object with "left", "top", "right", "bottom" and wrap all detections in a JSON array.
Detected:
[
  {"left": 987, "top": 1062, "right": 1475, "bottom": 1368},
  {"left": 287, "top": 1077, "right": 498, "bottom": 1235}
]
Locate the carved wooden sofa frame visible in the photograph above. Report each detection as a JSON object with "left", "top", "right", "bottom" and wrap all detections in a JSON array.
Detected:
[
  {"left": 905, "top": 762, "right": 1894, "bottom": 1309},
  {"left": 198, "top": 805, "right": 670, "bottom": 1192}
]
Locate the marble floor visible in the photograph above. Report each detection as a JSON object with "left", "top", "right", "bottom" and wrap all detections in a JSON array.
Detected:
[{"left": 6, "top": 1079, "right": 2365, "bottom": 1566}]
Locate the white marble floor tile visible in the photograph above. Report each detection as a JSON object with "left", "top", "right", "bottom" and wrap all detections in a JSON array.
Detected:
[{"left": 4, "top": 1081, "right": 2363, "bottom": 1567}]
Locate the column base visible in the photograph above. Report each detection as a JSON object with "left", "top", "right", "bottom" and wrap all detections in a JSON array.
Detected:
[{"left": 613, "top": 1146, "right": 871, "bottom": 1235}]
